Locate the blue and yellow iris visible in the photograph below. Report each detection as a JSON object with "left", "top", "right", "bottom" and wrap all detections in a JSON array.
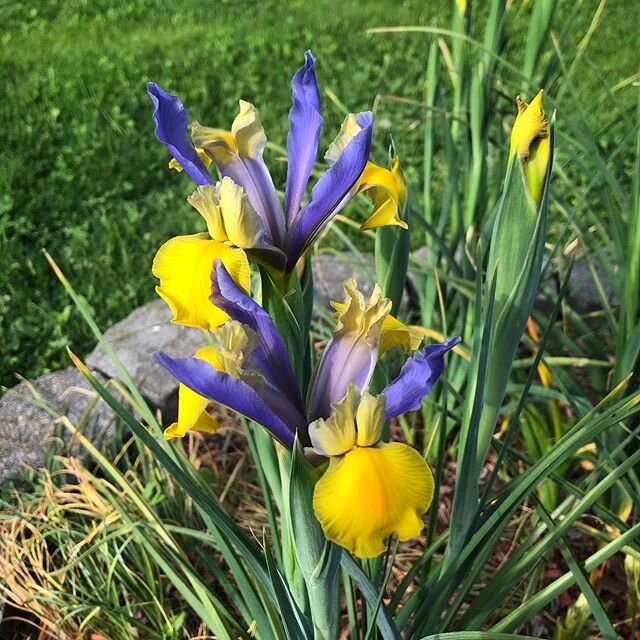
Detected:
[
  {"left": 158, "top": 265, "right": 459, "bottom": 557},
  {"left": 148, "top": 51, "right": 460, "bottom": 558}
]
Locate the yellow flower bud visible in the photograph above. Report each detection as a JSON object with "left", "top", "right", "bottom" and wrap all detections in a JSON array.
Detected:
[{"left": 509, "top": 90, "right": 551, "bottom": 206}]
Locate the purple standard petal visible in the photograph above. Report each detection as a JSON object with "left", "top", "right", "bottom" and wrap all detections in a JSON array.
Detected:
[
  {"left": 147, "top": 82, "right": 214, "bottom": 186},
  {"left": 210, "top": 261, "right": 305, "bottom": 414},
  {"left": 156, "top": 352, "right": 299, "bottom": 448},
  {"left": 285, "top": 111, "right": 373, "bottom": 270},
  {"left": 284, "top": 51, "right": 323, "bottom": 226},
  {"left": 383, "top": 337, "right": 461, "bottom": 419}
]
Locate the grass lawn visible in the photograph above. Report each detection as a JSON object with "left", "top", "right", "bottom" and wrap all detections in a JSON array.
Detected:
[{"left": 1, "top": 0, "right": 638, "bottom": 387}]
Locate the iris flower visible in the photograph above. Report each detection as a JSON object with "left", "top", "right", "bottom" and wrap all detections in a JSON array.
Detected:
[
  {"left": 158, "top": 262, "right": 459, "bottom": 557},
  {"left": 148, "top": 52, "right": 406, "bottom": 316}
]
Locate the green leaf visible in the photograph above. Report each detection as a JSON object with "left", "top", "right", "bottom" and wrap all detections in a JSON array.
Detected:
[
  {"left": 259, "top": 265, "right": 307, "bottom": 383},
  {"left": 375, "top": 206, "right": 410, "bottom": 317},
  {"left": 341, "top": 553, "right": 401, "bottom": 640},
  {"left": 491, "top": 522, "right": 640, "bottom": 633},
  {"left": 418, "top": 634, "right": 543, "bottom": 640},
  {"left": 289, "top": 440, "right": 341, "bottom": 640},
  {"left": 263, "top": 531, "right": 313, "bottom": 640}
]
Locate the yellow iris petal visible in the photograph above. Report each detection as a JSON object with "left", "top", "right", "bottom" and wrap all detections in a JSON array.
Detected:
[
  {"left": 309, "top": 384, "right": 359, "bottom": 456},
  {"left": 354, "top": 391, "right": 385, "bottom": 448},
  {"left": 187, "top": 179, "right": 265, "bottom": 249},
  {"left": 313, "top": 442, "right": 435, "bottom": 558},
  {"left": 231, "top": 100, "right": 267, "bottom": 158},
  {"left": 324, "top": 113, "right": 363, "bottom": 165},
  {"left": 323, "top": 121, "right": 407, "bottom": 230},
  {"left": 153, "top": 233, "right": 250, "bottom": 331},
  {"left": 168, "top": 147, "right": 213, "bottom": 173},
  {"left": 510, "top": 90, "right": 548, "bottom": 161},
  {"left": 211, "top": 320, "right": 259, "bottom": 378},
  {"left": 379, "top": 314, "right": 423, "bottom": 355},
  {"left": 164, "top": 346, "right": 222, "bottom": 440},
  {"left": 191, "top": 124, "right": 237, "bottom": 154},
  {"left": 191, "top": 102, "right": 267, "bottom": 172},
  {"left": 357, "top": 158, "right": 408, "bottom": 231},
  {"left": 525, "top": 132, "right": 550, "bottom": 206},
  {"left": 336, "top": 279, "right": 391, "bottom": 339}
]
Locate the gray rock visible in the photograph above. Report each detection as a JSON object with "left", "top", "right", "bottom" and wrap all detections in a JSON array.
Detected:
[
  {"left": 561, "top": 257, "right": 619, "bottom": 313},
  {"left": 408, "top": 248, "right": 619, "bottom": 315},
  {"left": 312, "top": 252, "right": 377, "bottom": 310},
  {"left": 0, "top": 368, "right": 115, "bottom": 483},
  {"left": 85, "top": 299, "right": 207, "bottom": 420},
  {"left": 312, "top": 252, "right": 409, "bottom": 313}
]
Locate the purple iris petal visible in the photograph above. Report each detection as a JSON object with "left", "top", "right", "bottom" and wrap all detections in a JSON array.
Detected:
[
  {"left": 383, "top": 337, "right": 461, "bottom": 419},
  {"left": 156, "top": 352, "right": 299, "bottom": 448},
  {"left": 147, "top": 82, "right": 214, "bottom": 186},
  {"left": 307, "top": 333, "right": 378, "bottom": 422},
  {"left": 284, "top": 51, "right": 323, "bottom": 226},
  {"left": 210, "top": 261, "right": 305, "bottom": 415},
  {"left": 285, "top": 111, "right": 373, "bottom": 271}
]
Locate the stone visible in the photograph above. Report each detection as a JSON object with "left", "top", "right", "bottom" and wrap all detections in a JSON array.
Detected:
[
  {"left": 562, "top": 256, "right": 619, "bottom": 314},
  {"left": 85, "top": 299, "right": 207, "bottom": 420},
  {"left": 312, "top": 252, "right": 377, "bottom": 309},
  {"left": 408, "top": 248, "right": 618, "bottom": 316},
  {"left": 311, "top": 252, "right": 409, "bottom": 312},
  {"left": 0, "top": 368, "right": 115, "bottom": 483}
]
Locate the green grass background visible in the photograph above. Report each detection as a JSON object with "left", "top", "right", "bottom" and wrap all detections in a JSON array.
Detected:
[{"left": 1, "top": 0, "right": 637, "bottom": 387}]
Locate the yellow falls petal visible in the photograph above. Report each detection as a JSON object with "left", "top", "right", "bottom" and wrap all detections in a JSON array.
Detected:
[
  {"left": 164, "top": 345, "right": 222, "bottom": 440},
  {"left": 152, "top": 233, "right": 250, "bottom": 331},
  {"left": 379, "top": 313, "right": 423, "bottom": 355},
  {"left": 357, "top": 158, "right": 408, "bottom": 230},
  {"left": 313, "top": 442, "right": 434, "bottom": 558},
  {"left": 309, "top": 384, "right": 359, "bottom": 456},
  {"left": 355, "top": 391, "right": 385, "bottom": 447}
]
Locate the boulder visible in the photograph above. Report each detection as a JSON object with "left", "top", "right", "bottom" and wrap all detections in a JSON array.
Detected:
[
  {"left": 312, "top": 252, "right": 378, "bottom": 309},
  {"left": 559, "top": 257, "right": 618, "bottom": 314},
  {"left": 311, "top": 252, "right": 409, "bottom": 313},
  {"left": 0, "top": 368, "right": 115, "bottom": 483},
  {"left": 408, "top": 248, "right": 619, "bottom": 315},
  {"left": 85, "top": 299, "right": 206, "bottom": 420}
]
